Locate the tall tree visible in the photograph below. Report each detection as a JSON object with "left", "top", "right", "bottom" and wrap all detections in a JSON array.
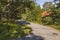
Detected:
[
  {"left": 43, "top": 2, "right": 54, "bottom": 12},
  {"left": 0, "top": 0, "right": 36, "bottom": 21}
]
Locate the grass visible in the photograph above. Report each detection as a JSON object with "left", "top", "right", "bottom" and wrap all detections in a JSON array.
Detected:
[{"left": 50, "top": 25, "right": 60, "bottom": 30}]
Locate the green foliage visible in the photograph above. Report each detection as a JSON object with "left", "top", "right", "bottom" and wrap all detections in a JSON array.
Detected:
[
  {"left": 26, "top": 5, "right": 42, "bottom": 23},
  {"left": 50, "top": 25, "right": 60, "bottom": 30},
  {"left": 0, "top": 0, "right": 36, "bottom": 21},
  {"left": 0, "top": 22, "right": 31, "bottom": 40},
  {"left": 41, "top": 0, "right": 60, "bottom": 25},
  {"left": 40, "top": 0, "right": 60, "bottom": 30},
  {"left": 43, "top": 17, "right": 53, "bottom": 25},
  {"left": 43, "top": 2, "right": 54, "bottom": 11},
  {"left": 0, "top": 0, "right": 35, "bottom": 40}
]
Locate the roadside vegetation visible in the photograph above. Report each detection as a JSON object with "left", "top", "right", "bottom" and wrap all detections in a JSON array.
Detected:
[
  {"left": 41, "top": 0, "right": 60, "bottom": 30},
  {"left": 0, "top": 0, "right": 34, "bottom": 40},
  {"left": 0, "top": 21, "right": 31, "bottom": 40},
  {"left": 0, "top": 0, "right": 60, "bottom": 40}
]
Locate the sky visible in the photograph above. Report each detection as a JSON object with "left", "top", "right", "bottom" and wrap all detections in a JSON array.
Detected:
[{"left": 36, "top": 0, "right": 53, "bottom": 8}]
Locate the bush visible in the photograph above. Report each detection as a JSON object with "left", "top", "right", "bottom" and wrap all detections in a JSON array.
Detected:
[
  {"left": 0, "top": 22, "right": 31, "bottom": 40},
  {"left": 42, "top": 17, "right": 53, "bottom": 25}
]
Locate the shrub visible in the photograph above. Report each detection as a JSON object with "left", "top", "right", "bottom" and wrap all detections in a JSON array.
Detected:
[
  {"left": 42, "top": 17, "right": 53, "bottom": 25},
  {"left": 0, "top": 22, "right": 31, "bottom": 40}
]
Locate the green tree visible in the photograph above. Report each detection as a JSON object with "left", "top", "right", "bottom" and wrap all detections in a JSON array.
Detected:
[
  {"left": 0, "top": 0, "right": 34, "bottom": 40},
  {"left": 26, "top": 3, "right": 42, "bottom": 23},
  {"left": 52, "top": 0, "right": 60, "bottom": 25},
  {"left": 43, "top": 2, "right": 54, "bottom": 11},
  {"left": 0, "top": 0, "right": 36, "bottom": 21},
  {"left": 42, "top": 0, "right": 60, "bottom": 25}
]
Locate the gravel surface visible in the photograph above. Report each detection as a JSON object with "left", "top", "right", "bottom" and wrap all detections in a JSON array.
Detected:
[{"left": 27, "top": 23, "right": 60, "bottom": 40}]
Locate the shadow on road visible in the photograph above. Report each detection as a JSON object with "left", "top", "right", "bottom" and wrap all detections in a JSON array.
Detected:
[
  {"left": 15, "top": 20, "right": 30, "bottom": 25},
  {"left": 15, "top": 33, "right": 44, "bottom": 40}
]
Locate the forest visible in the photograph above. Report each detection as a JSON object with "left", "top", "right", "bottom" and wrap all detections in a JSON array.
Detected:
[{"left": 0, "top": 0, "right": 60, "bottom": 40}]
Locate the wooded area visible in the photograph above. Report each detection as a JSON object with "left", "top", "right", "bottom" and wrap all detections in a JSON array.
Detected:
[{"left": 0, "top": 0, "right": 60, "bottom": 40}]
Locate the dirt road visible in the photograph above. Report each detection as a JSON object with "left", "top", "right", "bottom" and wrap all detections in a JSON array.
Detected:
[{"left": 27, "top": 23, "right": 60, "bottom": 40}]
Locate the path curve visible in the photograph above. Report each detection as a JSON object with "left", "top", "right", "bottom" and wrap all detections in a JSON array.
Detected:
[{"left": 27, "top": 23, "right": 60, "bottom": 40}]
